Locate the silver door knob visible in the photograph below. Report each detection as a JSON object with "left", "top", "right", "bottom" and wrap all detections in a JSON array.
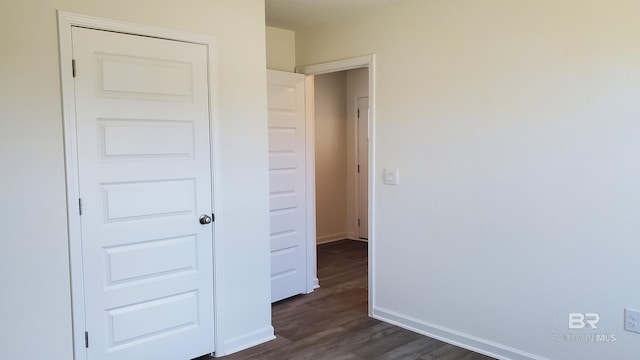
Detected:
[{"left": 199, "top": 214, "right": 212, "bottom": 225}]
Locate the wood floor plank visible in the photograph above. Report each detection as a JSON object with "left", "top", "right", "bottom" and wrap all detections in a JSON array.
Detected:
[
  {"left": 373, "top": 337, "right": 443, "bottom": 360},
  {"left": 204, "top": 240, "right": 494, "bottom": 360}
]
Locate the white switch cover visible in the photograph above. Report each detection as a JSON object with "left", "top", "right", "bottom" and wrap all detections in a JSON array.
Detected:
[{"left": 383, "top": 168, "right": 399, "bottom": 185}]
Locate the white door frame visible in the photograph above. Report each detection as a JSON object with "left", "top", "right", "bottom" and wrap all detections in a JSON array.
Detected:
[
  {"left": 297, "top": 55, "right": 376, "bottom": 316},
  {"left": 303, "top": 76, "right": 319, "bottom": 291},
  {"left": 57, "top": 11, "right": 223, "bottom": 359},
  {"left": 356, "top": 96, "right": 369, "bottom": 240}
]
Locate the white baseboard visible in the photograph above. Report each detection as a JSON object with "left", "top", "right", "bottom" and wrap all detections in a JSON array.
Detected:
[
  {"left": 372, "top": 307, "right": 548, "bottom": 360},
  {"left": 345, "top": 232, "right": 359, "bottom": 240},
  {"left": 217, "top": 326, "right": 275, "bottom": 357},
  {"left": 316, "top": 232, "right": 365, "bottom": 244},
  {"left": 316, "top": 232, "right": 349, "bottom": 244}
]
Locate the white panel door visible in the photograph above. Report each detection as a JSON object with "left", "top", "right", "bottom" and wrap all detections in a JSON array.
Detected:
[
  {"left": 267, "top": 70, "right": 307, "bottom": 303},
  {"left": 357, "top": 97, "right": 369, "bottom": 239},
  {"left": 73, "top": 27, "right": 214, "bottom": 360}
]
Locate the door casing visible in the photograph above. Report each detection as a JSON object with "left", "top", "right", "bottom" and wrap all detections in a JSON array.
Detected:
[
  {"left": 357, "top": 96, "right": 370, "bottom": 240},
  {"left": 57, "top": 11, "right": 223, "bottom": 359},
  {"left": 297, "top": 55, "right": 376, "bottom": 316}
]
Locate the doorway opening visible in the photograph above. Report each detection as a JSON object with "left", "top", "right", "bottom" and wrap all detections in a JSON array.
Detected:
[
  {"left": 313, "top": 69, "right": 369, "bottom": 243},
  {"left": 260, "top": 56, "right": 375, "bottom": 359},
  {"left": 298, "top": 55, "right": 376, "bottom": 315}
]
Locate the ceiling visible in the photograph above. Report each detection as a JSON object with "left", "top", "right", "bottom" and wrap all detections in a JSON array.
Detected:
[{"left": 265, "top": 0, "right": 406, "bottom": 31}]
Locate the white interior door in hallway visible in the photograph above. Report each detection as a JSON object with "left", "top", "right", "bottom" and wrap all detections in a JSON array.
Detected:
[
  {"left": 73, "top": 27, "right": 215, "bottom": 360},
  {"left": 267, "top": 70, "right": 309, "bottom": 303},
  {"left": 357, "top": 97, "right": 369, "bottom": 240}
]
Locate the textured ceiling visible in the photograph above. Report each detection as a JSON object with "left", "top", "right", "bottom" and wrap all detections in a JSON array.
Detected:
[{"left": 265, "top": 0, "right": 406, "bottom": 30}]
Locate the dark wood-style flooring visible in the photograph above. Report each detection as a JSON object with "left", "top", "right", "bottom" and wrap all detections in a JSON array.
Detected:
[{"left": 205, "top": 240, "right": 495, "bottom": 360}]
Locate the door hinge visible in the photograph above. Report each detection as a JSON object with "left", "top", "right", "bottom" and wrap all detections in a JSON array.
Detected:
[
  {"left": 358, "top": 218, "right": 361, "bottom": 227},
  {"left": 78, "top": 198, "right": 82, "bottom": 216},
  {"left": 72, "top": 59, "right": 76, "bottom": 78},
  {"left": 357, "top": 164, "right": 360, "bottom": 173},
  {"left": 84, "top": 331, "right": 89, "bottom": 348},
  {"left": 357, "top": 108, "right": 360, "bottom": 118}
]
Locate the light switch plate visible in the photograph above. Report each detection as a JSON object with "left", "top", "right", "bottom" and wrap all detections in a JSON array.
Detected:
[{"left": 383, "top": 168, "right": 399, "bottom": 185}]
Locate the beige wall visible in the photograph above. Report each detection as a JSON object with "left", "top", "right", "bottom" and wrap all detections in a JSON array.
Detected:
[
  {"left": 266, "top": 26, "right": 295, "bottom": 72},
  {"left": 0, "top": 0, "right": 271, "bottom": 358},
  {"left": 314, "top": 72, "right": 348, "bottom": 243},
  {"left": 297, "top": 1, "right": 640, "bottom": 359}
]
